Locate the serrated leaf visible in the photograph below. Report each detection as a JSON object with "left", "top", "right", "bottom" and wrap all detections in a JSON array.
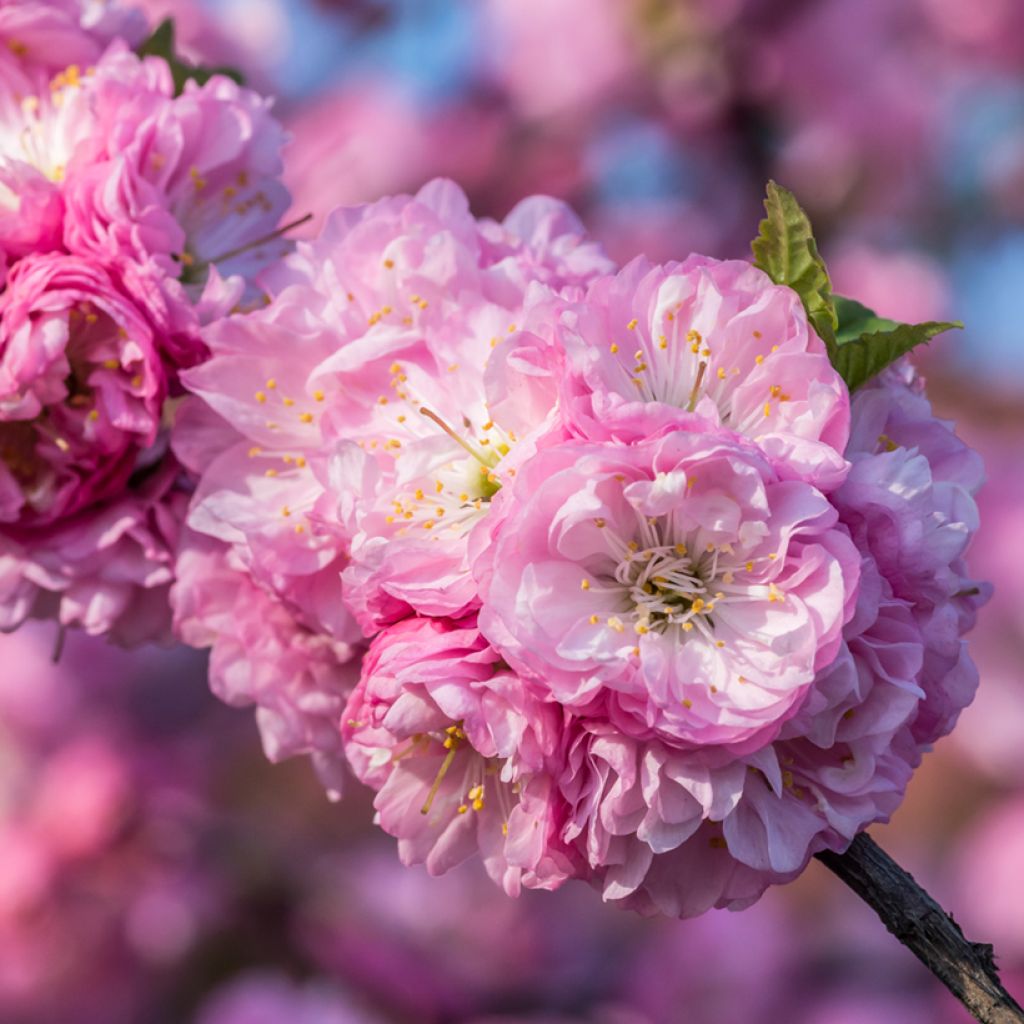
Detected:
[
  {"left": 136, "top": 18, "right": 243, "bottom": 96},
  {"left": 751, "top": 180, "right": 837, "bottom": 349},
  {"left": 831, "top": 320, "right": 962, "bottom": 392}
]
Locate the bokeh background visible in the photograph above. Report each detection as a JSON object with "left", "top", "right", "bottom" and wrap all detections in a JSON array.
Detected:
[{"left": 2, "top": 1, "right": 1023, "bottom": 1021}]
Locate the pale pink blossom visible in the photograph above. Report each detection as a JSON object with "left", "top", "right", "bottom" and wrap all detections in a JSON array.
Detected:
[
  {"left": 551, "top": 256, "right": 850, "bottom": 489},
  {"left": 170, "top": 172, "right": 987, "bottom": 925},
  {"left": 179, "top": 178, "right": 609, "bottom": 638},
  {"left": 0, "top": 1, "right": 147, "bottom": 83},
  {"left": 475, "top": 431, "right": 859, "bottom": 749},
  {"left": 501, "top": 360, "right": 986, "bottom": 917},
  {"left": 172, "top": 535, "right": 360, "bottom": 797},
  {"left": 174, "top": 270, "right": 360, "bottom": 644}
]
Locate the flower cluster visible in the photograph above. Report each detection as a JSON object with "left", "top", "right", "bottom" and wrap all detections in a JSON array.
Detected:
[
  {"left": 0, "top": 4, "right": 290, "bottom": 643},
  {"left": 175, "top": 178, "right": 986, "bottom": 915}
]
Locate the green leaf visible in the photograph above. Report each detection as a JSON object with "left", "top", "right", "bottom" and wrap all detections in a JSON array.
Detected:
[
  {"left": 751, "top": 180, "right": 837, "bottom": 349},
  {"left": 136, "top": 18, "right": 175, "bottom": 62},
  {"left": 830, "top": 320, "right": 963, "bottom": 392},
  {"left": 136, "top": 18, "right": 243, "bottom": 96},
  {"left": 833, "top": 295, "right": 900, "bottom": 345}
]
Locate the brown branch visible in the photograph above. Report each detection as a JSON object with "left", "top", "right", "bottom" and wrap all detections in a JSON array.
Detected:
[{"left": 816, "top": 833, "right": 1024, "bottom": 1024}]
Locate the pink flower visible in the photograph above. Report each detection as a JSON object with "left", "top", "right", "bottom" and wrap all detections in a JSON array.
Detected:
[
  {"left": 63, "top": 45, "right": 287, "bottom": 351},
  {"left": 172, "top": 535, "right": 360, "bottom": 797},
  {"left": 0, "top": 40, "right": 289, "bottom": 367},
  {"left": 170, "top": 171, "right": 987, "bottom": 925},
  {"left": 464, "top": 352, "right": 987, "bottom": 917},
  {"left": 548, "top": 567, "right": 928, "bottom": 917},
  {"left": 839, "top": 362, "right": 987, "bottom": 746},
  {"left": 342, "top": 617, "right": 575, "bottom": 895},
  {"left": 552, "top": 256, "right": 851, "bottom": 489},
  {"left": 0, "top": 459, "right": 186, "bottom": 645},
  {"left": 178, "top": 178, "right": 608, "bottom": 636},
  {"left": 473, "top": 359, "right": 984, "bottom": 918},
  {"left": 475, "top": 431, "right": 860, "bottom": 751},
  {"left": 0, "top": 252, "right": 165, "bottom": 526},
  {"left": 0, "top": 2, "right": 147, "bottom": 83},
  {"left": 174, "top": 277, "right": 359, "bottom": 645}
]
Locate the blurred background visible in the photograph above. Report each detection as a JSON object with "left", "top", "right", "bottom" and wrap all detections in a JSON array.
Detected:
[{"left": 1, "top": 0, "right": 1023, "bottom": 1020}]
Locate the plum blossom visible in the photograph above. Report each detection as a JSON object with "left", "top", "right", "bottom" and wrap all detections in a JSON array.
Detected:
[
  {"left": 497, "top": 363, "right": 984, "bottom": 917},
  {"left": 171, "top": 177, "right": 985, "bottom": 920},
  {"left": 174, "top": 177, "right": 610, "bottom": 729},
  {"left": 0, "top": 11, "right": 293, "bottom": 646},
  {"left": 342, "top": 616, "right": 574, "bottom": 895},
  {"left": 173, "top": 534, "right": 359, "bottom": 796},
  {"left": 0, "top": 253, "right": 165, "bottom": 526},
  {"left": 475, "top": 432, "right": 859, "bottom": 747},
  {"left": 0, "top": 459, "right": 186, "bottom": 645},
  {"left": 549, "top": 255, "right": 850, "bottom": 488}
]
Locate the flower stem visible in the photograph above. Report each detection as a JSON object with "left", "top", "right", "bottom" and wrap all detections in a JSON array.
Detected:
[{"left": 816, "top": 832, "right": 1024, "bottom": 1024}]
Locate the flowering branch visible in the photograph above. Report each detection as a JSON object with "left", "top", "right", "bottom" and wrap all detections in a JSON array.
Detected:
[{"left": 817, "top": 833, "right": 1024, "bottom": 1024}]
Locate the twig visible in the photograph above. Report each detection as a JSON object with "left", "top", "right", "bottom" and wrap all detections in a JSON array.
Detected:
[{"left": 816, "top": 833, "right": 1024, "bottom": 1024}]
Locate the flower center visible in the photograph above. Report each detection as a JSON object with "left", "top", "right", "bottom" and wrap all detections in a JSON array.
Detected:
[
  {"left": 605, "top": 315, "right": 793, "bottom": 430},
  {"left": 582, "top": 511, "right": 784, "bottom": 646},
  {"left": 0, "top": 420, "right": 45, "bottom": 486},
  {"left": 400, "top": 722, "right": 514, "bottom": 835}
]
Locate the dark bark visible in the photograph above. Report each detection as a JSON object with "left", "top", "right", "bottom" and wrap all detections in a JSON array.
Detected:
[{"left": 816, "top": 833, "right": 1024, "bottom": 1024}]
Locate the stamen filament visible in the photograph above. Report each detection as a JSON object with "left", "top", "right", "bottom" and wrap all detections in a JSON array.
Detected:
[
  {"left": 421, "top": 744, "right": 459, "bottom": 815},
  {"left": 419, "top": 407, "right": 491, "bottom": 466}
]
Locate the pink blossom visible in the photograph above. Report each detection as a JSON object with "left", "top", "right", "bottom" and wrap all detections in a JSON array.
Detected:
[
  {"left": 475, "top": 432, "right": 859, "bottom": 749},
  {"left": 170, "top": 173, "right": 987, "bottom": 925},
  {"left": 0, "top": 1, "right": 147, "bottom": 83},
  {"left": 839, "top": 362, "right": 987, "bottom": 746},
  {"left": 551, "top": 256, "right": 851, "bottom": 489},
  {"left": 0, "top": 459, "right": 186, "bottom": 645},
  {"left": 0, "top": 41, "right": 289, "bottom": 367},
  {"left": 539, "top": 563, "right": 929, "bottom": 917},
  {"left": 172, "top": 535, "right": 360, "bottom": 797},
  {"left": 174, "top": 284, "right": 358, "bottom": 646},
  {"left": 480, "top": 358, "right": 983, "bottom": 918},
  {"left": 57, "top": 44, "right": 289, "bottom": 351},
  {"left": 0, "top": 252, "right": 165, "bottom": 526},
  {"left": 178, "top": 178, "right": 608, "bottom": 637},
  {"left": 342, "top": 616, "right": 574, "bottom": 895}
]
